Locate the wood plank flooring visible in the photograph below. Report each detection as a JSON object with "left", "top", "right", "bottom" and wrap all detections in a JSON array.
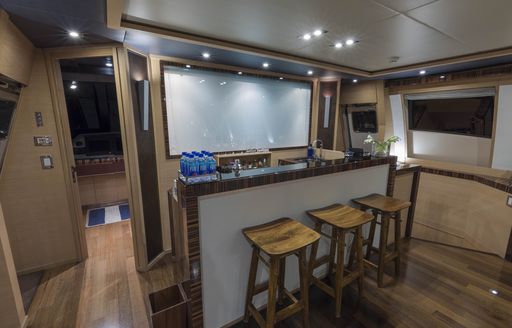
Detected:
[{"left": 25, "top": 221, "right": 512, "bottom": 327}]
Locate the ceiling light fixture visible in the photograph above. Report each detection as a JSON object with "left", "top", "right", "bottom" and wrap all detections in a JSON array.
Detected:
[
  {"left": 440, "top": 75, "right": 446, "bottom": 79},
  {"left": 279, "top": 77, "right": 284, "bottom": 80},
  {"left": 70, "top": 81, "right": 78, "bottom": 90},
  {"left": 303, "top": 33, "right": 312, "bottom": 40},
  {"left": 490, "top": 289, "right": 499, "bottom": 295},
  {"left": 345, "top": 39, "right": 355, "bottom": 46},
  {"left": 419, "top": 70, "right": 427, "bottom": 75},
  {"left": 237, "top": 71, "right": 243, "bottom": 75},
  {"left": 185, "top": 64, "right": 191, "bottom": 68},
  {"left": 105, "top": 62, "right": 113, "bottom": 67},
  {"left": 202, "top": 52, "right": 211, "bottom": 59},
  {"left": 307, "top": 70, "right": 314, "bottom": 75},
  {"left": 352, "top": 79, "right": 358, "bottom": 83},
  {"left": 262, "top": 62, "right": 270, "bottom": 68},
  {"left": 313, "top": 29, "right": 323, "bottom": 37},
  {"left": 69, "top": 30, "right": 80, "bottom": 38},
  {"left": 334, "top": 42, "right": 343, "bottom": 49}
]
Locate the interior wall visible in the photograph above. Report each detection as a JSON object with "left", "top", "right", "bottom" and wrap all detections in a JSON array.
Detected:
[
  {"left": 407, "top": 130, "right": 492, "bottom": 167},
  {"left": 0, "top": 10, "right": 35, "bottom": 85},
  {"left": 0, "top": 50, "right": 79, "bottom": 273},
  {"left": 413, "top": 173, "right": 512, "bottom": 258},
  {"left": 149, "top": 56, "right": 317, "bottom": 252},
  {"left": 0, "top": 203, "right": 25, "bottom": 328}
]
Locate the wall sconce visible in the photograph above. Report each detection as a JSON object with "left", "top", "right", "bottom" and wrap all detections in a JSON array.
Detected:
[
  {"left": 323, "top": 96, "right": 331, "bottom": 128},
  {"left": 136, "top": 80, "right": 150, "bottom": 131}
]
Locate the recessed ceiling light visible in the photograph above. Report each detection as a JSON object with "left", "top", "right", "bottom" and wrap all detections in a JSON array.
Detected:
[
  {"left": 490, "top": 289, "right": 499, "bottom": 295},
  {"left": 202, "top": 52, "right": 210, "bottom": 59},
  {"left": 199, "top": 79, "right": 205, "bottom": 83},
  {"left": 262, "top": 62, "right": 270, "bottom": 68},
  {"left": 313, "top": 29, "right": 323, "bottom": 37},
  {"left": 237, "top": 71, "right": 243, "bottom": 75},
  {"left": 334, "top": 42, "right": 343, "bottom": 49},
  {"left": 419, "top": 70, "right": 427, "bottom": 75},
  {"left": 307, "top": 70, "right": 314, "bottom": 75},
  {"left": 352, "top": 79, "right": 358, "bottom": 83},
  {"left": 69, "top": 31, "right": 80, "bottom": 38},
  {"left": 220, "top": 81, "right": 227, "bottom": 86},
  {"left": 279, "top": 77, "right": 284, "bottom": 80},
  {"left": 70, "top": 81, "right": 78, "bottom": 90},
  {"left": 185, "top": 64, "right": 191, "bottom": 68},
  {"left": 345, "top": 39, "right": 355, "bottom": 46},
  {"left": 303, "top": 33, "right": 312, "bottom": 40},
  {"left": 440, "top": 75, "right": 446, "bottom": 79},
  {"left": 105, "top": 62, "right": 113, "bottom": 67}
]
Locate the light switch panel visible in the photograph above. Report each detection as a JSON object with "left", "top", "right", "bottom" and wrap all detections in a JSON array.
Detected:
[
  {"left": 40, "top": 155, "right": 53, "bottom": 169},
  {"left": 34, "top": 136, "right": 52, "bottom": 146},
  {"left": 507, "top": 195, "right": 512, "bottom": 208}
]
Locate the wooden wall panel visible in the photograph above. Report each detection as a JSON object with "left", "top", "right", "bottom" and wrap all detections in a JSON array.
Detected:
[
  {"left": 317, "top": 81, "right": 338, "bottom": 150},
  {"left": 340, "top": 81, "right": 377, "bottom": 105},
  {"left": 78, "top": 173, "right": 128, "bottom": 206},
  {"left": 0, "top": 51, "right": 79, "bottom": 273},
  {"left": 412, "top": 173, "right": 512, "bottom": 258},
  {"left": 127, "top": 51, "right": 163, "bottom": 263},
  {"left": 0, "top": 203, "right": 25, "bottom": 328},
  {"left": 0, "top": 10, "right": 35, "bottom": 85}
]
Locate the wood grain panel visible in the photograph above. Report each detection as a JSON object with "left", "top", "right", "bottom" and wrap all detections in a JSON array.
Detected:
[
  {"left": 0, "top": 10, "right": 35, "bottom": 85},
  {"left": 340, "top": 81, "right": 377, "bottom": 105},
  {"left": 0, "top": 51, "right": 79, "bottom": 273},
  {"left": 317, "top": 81, "right": 338, "bottom": 150},
  {"left": 413, "top": 172, "right": 512, "bottom": 258},
  {"left": 127, "top": 51, "right": 163, "bottom": 262}
]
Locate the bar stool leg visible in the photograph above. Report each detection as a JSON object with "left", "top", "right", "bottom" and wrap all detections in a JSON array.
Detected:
[
  {"left": 298, "top": 248, "right": 310, "bottom": 328},
  {"left": 365, "top": 209, "right": 378, "bottom": 259},
  {"left": 334, "top": 229, "right": 346, "bottom": 318},
  {"left": 377, "top": 215, "right": 390, "bottom": 288},
  {"left": 244, "top": 247, "right": 259, "bottom": 323},
  {"left": 278, "top": 257, "right": 286, "bottom": 305},
  {"left": 394, "top": 211, "right": 402, "bottom": 276},
  {"left": 309, "top": 222, "right": 322, "bottom": 281},
  {"left": 328, "top": 228, "right": 338, "bottom": 281},
  {"left": 266, "top": 257, "right": 280, "bottom": 328},
  {"left": 356, "top": 226, "right": 364, "bottom": 297}
]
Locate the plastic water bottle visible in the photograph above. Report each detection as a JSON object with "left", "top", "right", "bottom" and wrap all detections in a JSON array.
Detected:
[
  {"left": 180, "top": 152, "right": 186, "bottom": 174},
  {"left": 189, "top": 153, "right": 198, "bottom": 176},
  {"left": 209, "top": 152, "right": 217, "bottom": 174}
]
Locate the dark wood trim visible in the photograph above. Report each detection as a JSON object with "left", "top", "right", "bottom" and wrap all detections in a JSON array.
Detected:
[
  {"left": 396, "top": 165, "right": 422, "bottom": 238},
  {"left": 506, "top": 230, "right": 512, "bottom": 262},
  {"left": 159, "top": 60, "right": 314, "bottom": 159},
  {"left": 176, "top": 156, "right": 397, "bottom": 327}
]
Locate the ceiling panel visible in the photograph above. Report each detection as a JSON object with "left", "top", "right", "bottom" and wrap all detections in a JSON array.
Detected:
[
  {"left": 123, "top": 0, "right": 512, "bottom": 71},
  {"left": 373, "top": 0, "right": 439, "bottom": 13},
  {"left": 408, "top": 0, "right": 512, "bottom": 49}
]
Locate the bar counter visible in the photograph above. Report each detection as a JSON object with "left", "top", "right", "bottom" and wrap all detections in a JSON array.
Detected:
[{"left": 172, "top": 156, "right": 398, "bottom": 328}]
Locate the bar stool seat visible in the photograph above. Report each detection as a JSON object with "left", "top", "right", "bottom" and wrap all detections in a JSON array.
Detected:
[
  {"left": 306, "top": 204, "right": 374, "bottom": 318},
  {"left": 242, "top": 218, "right": 320, "bottom": 328},
  {"left": 244, "top": 218, "right": 321, "bottom": 256},
  {"left": 352, "top": 193, "right": 411, "bottom": 288}
]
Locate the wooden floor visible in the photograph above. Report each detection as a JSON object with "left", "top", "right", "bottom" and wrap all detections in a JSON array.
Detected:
[
  {"left": 25, "top": 221, "right": 185, "bottom": 328},
  {"left": 25, "top": 221, "right": 512, "bottom": 327}
]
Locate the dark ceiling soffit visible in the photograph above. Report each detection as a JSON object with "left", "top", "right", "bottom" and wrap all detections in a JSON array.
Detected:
[
  {"left": 120, "top": 18, "right": 512, "bottom": 80},
  {"left": 120, "top": 18, "right": 369, "bottom": 77}
]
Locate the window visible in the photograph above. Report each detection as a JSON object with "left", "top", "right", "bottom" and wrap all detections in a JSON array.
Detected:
[{"left": 407, "top": 90, "right": 494, "bottom": 138}]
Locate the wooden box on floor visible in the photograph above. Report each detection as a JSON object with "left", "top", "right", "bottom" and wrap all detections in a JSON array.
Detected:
[{"left": 148, "top": 283, "right": 191, "bottom": 328}]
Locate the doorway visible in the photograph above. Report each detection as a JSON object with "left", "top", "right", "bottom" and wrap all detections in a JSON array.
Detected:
[{"left": 59, "top": 56, "right": 131, "bottom": 231}]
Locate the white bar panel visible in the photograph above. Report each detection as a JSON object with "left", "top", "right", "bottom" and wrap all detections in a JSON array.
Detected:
[
  {"left": 389, "top": 94, "right": 406, "bottom": 161},
  {"left": 492, "top": 85, "right": 512, "bottom": 170}
]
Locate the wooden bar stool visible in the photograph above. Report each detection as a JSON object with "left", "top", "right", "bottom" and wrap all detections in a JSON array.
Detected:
[
  {"left": 351, "top": 193, "right": 411, "bottom": 288},
  {"left": 306, "top": 204, "right": 374, "bottom": 318},
  {"left": 242, "top": 218, "right": 320, "bottom": 328}
]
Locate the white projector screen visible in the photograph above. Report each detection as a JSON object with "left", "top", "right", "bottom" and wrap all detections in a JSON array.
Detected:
[{"left": 163, "top": 65, "right": 312, "bottom": 156}]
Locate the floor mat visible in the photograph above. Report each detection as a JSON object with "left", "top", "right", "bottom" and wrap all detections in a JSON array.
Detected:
[{"left": 86, "top": 203, "right": 130, "bottom": 227}]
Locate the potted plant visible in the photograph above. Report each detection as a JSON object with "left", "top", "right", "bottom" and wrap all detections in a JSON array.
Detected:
[{"left": 364, "top": 135, "right": 400, "bottom": 157}]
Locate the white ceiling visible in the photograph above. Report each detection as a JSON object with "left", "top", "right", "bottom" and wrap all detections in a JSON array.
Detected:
[{"left": 123, "top": 0, "right": 512, "bottom": 71}]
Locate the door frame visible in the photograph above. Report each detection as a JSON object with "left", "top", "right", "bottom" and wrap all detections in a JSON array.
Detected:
[{"left": 44, "top": 44, "right": 148, "bottom": 269}]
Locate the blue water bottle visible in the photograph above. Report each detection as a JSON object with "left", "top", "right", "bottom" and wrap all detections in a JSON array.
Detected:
[{"left": 307, "top": 144, "right": 314, "bottom": 159}]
